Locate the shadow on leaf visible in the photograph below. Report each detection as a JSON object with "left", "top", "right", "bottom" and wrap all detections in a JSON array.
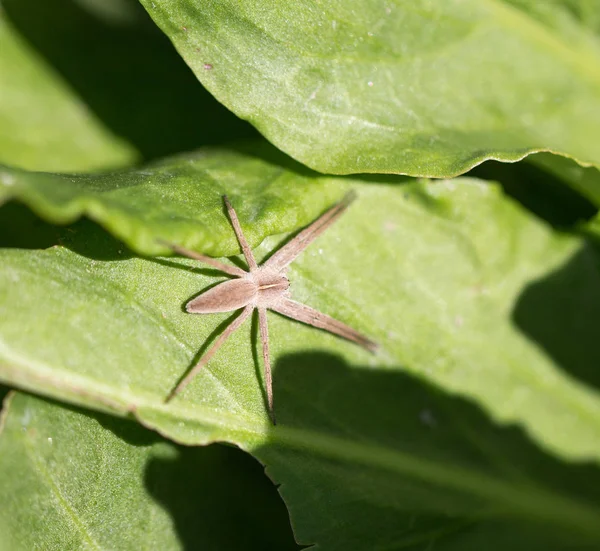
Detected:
[
  {"left": 252, "top": 351, "right": 600, "bottom": 550},
  {"left": 513, "top": 242, "right": 600, "bottom": 393},
  {"left": 144, "top": 437, "right": 299, "bottom": 551},
  {"left": 77, "top": 401, "right": 300, "bottom": 550},
  {"left": 470, "top": 159, "right": 597, "bottom": 229},
  {"left": 0, "top": 202, "right": 65, "bottom": 250}
]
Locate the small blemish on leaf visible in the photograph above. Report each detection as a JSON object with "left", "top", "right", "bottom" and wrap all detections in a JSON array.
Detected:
[
  {"left": 1, "top": 172, "right": 15, "bottom": 186},
  {"left": 21, "top": 407, "right": 31, "bottom": 427},
  {"left": 419, "top": 409, "right": 437, "bottom": 427},
  {"left": 204, "top": 63, "right": 213, "bottom": 70}
]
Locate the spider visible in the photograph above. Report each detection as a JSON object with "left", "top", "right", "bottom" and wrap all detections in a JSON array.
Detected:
[{"left": 161, "top": 193, "right": 377, "bottom": 423}]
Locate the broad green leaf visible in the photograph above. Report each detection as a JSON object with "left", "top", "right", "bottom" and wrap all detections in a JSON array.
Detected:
[
  {"left": 0, "top": 392, "right": 297, "bottom": 551},
  {"left": 0, "top": 14, "right": 135, "bottom": 172},
  {"left": 2, "top": 174, "right": 600, "bottom": 548},
  {"left": 140, "top": 0, "right": 600, "bottom": 177},
  {"left": 0, "top": 145, "right": 347, "bottom": 256}
]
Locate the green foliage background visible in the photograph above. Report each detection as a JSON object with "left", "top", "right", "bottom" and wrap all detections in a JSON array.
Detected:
[{"left": 2, "top": 1, "right": 600, "bottom": 550}]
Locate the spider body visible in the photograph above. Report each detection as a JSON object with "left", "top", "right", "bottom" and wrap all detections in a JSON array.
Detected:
[{"left": 162, "top": 193, "right": 376, "bottom": 423}]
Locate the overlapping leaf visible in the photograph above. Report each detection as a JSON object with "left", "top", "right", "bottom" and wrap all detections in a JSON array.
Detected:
[
  {"left": 2, "top": 165, "right": 600, "bottom": 548},
  {"left": 140, "top": 0, "right": 600, "bottom": 176},
  {"left": 0, "top": 145, "right": 347, "bottom": 256}
]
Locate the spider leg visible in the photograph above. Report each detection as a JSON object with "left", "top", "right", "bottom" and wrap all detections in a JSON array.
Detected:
[
  {"left": 258, "top": 307, "right": 276, "bottom": 424},
  {"left": 271, "top": 297, "right": 377, "bottom": 352},
  {"left": 223, "top": 195, "right": 258, "bottom": 271},
  {"left": 157, "top": 239, "right": 246, "bottom": 277},
  {"left": 165, "top": 304, "right": 253, "bottom": 402},
  {"left": 264, "top": 191, "right": 356, "bottom": 273}
]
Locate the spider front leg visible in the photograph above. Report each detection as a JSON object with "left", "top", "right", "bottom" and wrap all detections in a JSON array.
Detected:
[
  {"left": 264, "top": 191, "right": 356, "bottom": 272},
  {"left": 223, "top": 195, "right": 258, "bottom": 271}
]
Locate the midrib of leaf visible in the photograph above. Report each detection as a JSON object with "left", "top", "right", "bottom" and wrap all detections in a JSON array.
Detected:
[
  {"left": 87, "top": 400, "right": 600, "bottom": 540},
  {"left": 20, "top": 422, "right": 102, "bottom": 550},
  {"left": 4, "top": 254, "right": 250, "bottom": 412},
  {"left": 267, "top": 426, "right": 600, "bottom": 536},
  {"left": 2, "top": 351, "right": 599, "bottom": 539},
  {"left": 374, "top": 520, "right": 476, "bottom": 551},
  {"left": 0, "top": 343, "right": 261, "bottom": 426},
  {"left": 485, "top": 0, "right": 600, "bottom": 84},
  {"left": 142, "top": 488, "right": 160, "bottom": 551},
  {"left": 451, "top": 409, "right": 536, "bottom": 487}
]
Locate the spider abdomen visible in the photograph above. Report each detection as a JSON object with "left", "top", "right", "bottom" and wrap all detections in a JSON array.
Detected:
[{"left": 186, "top": 278, "right": 257, "bottom": 314}]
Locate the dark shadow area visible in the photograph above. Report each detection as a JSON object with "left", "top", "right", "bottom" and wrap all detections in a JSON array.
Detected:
[
  {"left": 50, "top": 216, "right": 242, "bottom": 275},
  {"left": 54, "top": 217, "right": 137, "bottom": 261},
  {"left": 2, "top": 0, "right": 258, "bottom": 163},
  {"left": 230, "top": 142, "right": 321, "bottom": 179},
  {"left": 71, "top": 399, "right": 164, "bottom": 447},
  {"left": 513, "top": 242, "right": 600, "bottom": 392},
  {"left": 18, "top": 395, "right": 298, "bottom": 550},
  {"left": 231, "top": 142, "right": 416, "bottom": 186},
  {"left": 469, "top": 159, "right": 597, "bottom": 229},
  {"left": 0, "top": 199, "right": 136, "bottom": 260},
  {"left": 0, "top": 201, "right": 66, "bottom": 250},
  {"left": 145, "top": 440, "right": 299, "bottom": 551},
  {"left": 256, "top": 351, "right": 600, "bottom": 550},
  {"left": 0, "top": 200, "right": 242, "bottom": 272},
  {"left": 0, "top": 385, "right": 10, "bottom": 416}
]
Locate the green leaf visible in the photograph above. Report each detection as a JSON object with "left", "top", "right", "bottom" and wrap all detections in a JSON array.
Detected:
[
  {"left": 0, "top": 145, "right": 348, "bottom": 256},
  {"left": 0, "top": 12, "right": 136, "bottom": 172},
  {"left": 2, "top": 170, "right": 600, "bottom": 548},
  {"left": 139, "top": 0, "right": 600, "bottom": 177},
  {"left": 0, "top": 0, "right": 257, "bottom": 172},
  {"left": 0, "top": 392, "right": 297, "bottom": 551}
]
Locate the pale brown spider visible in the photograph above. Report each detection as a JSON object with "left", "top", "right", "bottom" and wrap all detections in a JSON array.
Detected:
[{"left": 162, "top": 193, "right": 377, "bottom": 423}]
